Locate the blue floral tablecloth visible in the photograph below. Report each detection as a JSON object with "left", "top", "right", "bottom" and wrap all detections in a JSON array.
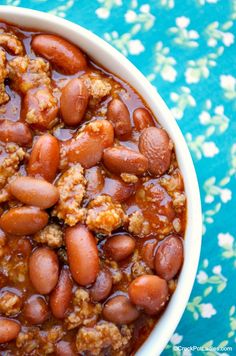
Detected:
[{"left": 0, "top": 0, "right": 235, "bottom": 355}]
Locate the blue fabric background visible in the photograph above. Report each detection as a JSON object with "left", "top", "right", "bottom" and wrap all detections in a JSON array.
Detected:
[{"left": 0, "top": 1, "right": 235, "bottom": 355}]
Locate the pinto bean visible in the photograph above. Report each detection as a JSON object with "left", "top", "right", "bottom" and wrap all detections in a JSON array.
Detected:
[
  {"left": 50, "top": 266, "right": 73, "bottom": 319},
  {"left": 104, "top": 234, "right": 136, "bottom": 261},
  {"left": 0, "top": 207, "right": 48, "bottom": 236},
  {"left": 65, "top": 224, "right": 99, "bottom": 285},
  {"left": 0, "top": 119, "right": 32, "bottom": 146},
  {"left": 0, "top": 317, "right": 20, "bottom": 343},
  {"left": 102, "top": 177, "right": 135, "bottom": 203},
  {"left": 55, "top": 341, "right": 76, "bottom": 356},
  {"left": 32, "top": 35, "right": 87, "bottom": 74},
  {"left": 141, "top": 240, "right": 157, "bottom": 269},
  {"left": 139, "top": 127, "right": 173, "bottom": 176},
  {"left": 107, "top": 99, "right": 132, "bottom": 140},
  {"left": 128, "top": 275, "right": 169, "bottom": 315},
  {"left": 103, "top": 295, "right": 139, "bottom": 324},
  {"left": 133, "top": 108, "right": 154, "bottom": 131},
  {"left": 9, "top": 177, "right": 59, "bottom": 209},
  {"left": 29, "top": 247, "right": 59, "bottom": 294},
  {"left": 21, "top": 87, "right": 58, "bottom": 130},
  {"left": 85, "top": 166, "right": 104, "bottom": 199},
  {"left": 62, "top": 120, "right": 114, "bottom": 168},
  {"left": 23, "top": 295, "right": 49, "bottom": 325},
  {"left": 155, "top": 235, "right": 184, "bottom": 280},
  {"left": 60, "top": 78, "right": 89, "bottom": 126},
  {"left": 103, "top": 146, "right": 148, "bottom": 176},
  {"left": 90, "top": 268, "right": 112, "bottom": 302},
  {"left": 27, "top": 134, "right": 60, "bottom": 182}
]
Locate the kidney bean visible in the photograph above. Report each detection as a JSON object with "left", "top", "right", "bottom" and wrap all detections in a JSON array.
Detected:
[
  {"left": 23, "top": 295, "right": 49, "bottom": 325},
  {"left": 128, "top": 275, "right": 169, "bottom": 315},
  {"left": 85, "top": 166, "right": 104, "bottom": 199},
  {"left": 0, "top": 317, "right": 21, "bottom": 343},
  {"left": 65, "top": 224, "right": 99, "bottom": 285},
  {"left": 32, "top": 35, "right": 87, "bottom": 74},
  {"left": 21, "top": 87, "right": 58, "bottom": 130},
  {"left": 0, "top": 119, "right": 32, "bottom": 146},
  {"left": 60, "top": 78, "right": 89, "bottom": 126},
  {"left": 104, "top": 234, "right": 136, "bottom": 261},
  {"left": 139, "top": 127, "right": 173, "bottom": 176},
  {"left": 0, "top": 207, "right": 48, "bottom": 236},
  {"left": 102, "top": 177, "right": 135, "bottom": 203},
  {"left": 155, "top": 235, "right": 184, "bottom": 280},
  {"left": 103, "top": 295, "right": 139, "bottom": 324},
  {"left": 107, "top": 98, "right": 132, "bottom": 140},
  {"left": 50, "top": 266, "right": 73, "bottom": 319},
  {"left": 90, "top": 268, "right": 112, "bottom": 302},
  {"left": 29, "top": 247, "right": 59, "bottom": 294},
  {"left": 103, "top": 146, "right": 148, "bottom": 176},
  {"left": 133, "top": 108, "right": 155, "bottom": 132},
  {"left": 63, "top": 120, "right": 114, "bottom": 168},
  {"left": 9, "top": 177, "right": 59, "bottom": 209},
  {"left": 141, "top": 240, "right": 157, "bottom": 269},
  {"left": 27, "top": 134, "right": 60, "bottom": 182},
  {"left": 55, "top": 341, "right": 76, "bottom": 356}
]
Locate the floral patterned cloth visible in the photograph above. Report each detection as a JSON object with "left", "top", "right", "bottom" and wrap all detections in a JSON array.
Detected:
[{"left": 1, "top": 0, "right": 235, "bottom": 354}]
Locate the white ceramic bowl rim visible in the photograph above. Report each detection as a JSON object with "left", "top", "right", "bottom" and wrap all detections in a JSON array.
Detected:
[{"left": 0, "top": 6, "right": 202, "bottom": 356}]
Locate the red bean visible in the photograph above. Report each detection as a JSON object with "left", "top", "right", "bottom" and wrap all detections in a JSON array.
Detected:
[
  {"left": 128, "top": 275, "right": 169, "bottom": 315},
  {"left": 0, "top": 317, "right": 21, "bottom": 343},
  {"left": 103, "top": 295, "right": 139, "bottom": 324},
  {"left": 50, "top": 267, "right": 73, "bottom": 319},
  {"left": 107, "top": 99, "right": 132, "bottom": 140},
  {"left": 62, "top": 120, "right": 114, "bottom": 169},
  {"left": 32, "top": 35, "right": 87, "bottom": 74},
  {"left": 9, "top": 177, "right": 59, "bottom": 209},
  {"left": 0, "top": 207, "right": 48, "bottom": 236},
  {"left": 55, "top": 341, "right": 76, "bottom": 356},
  {"left": 0, "top": 119, "right": 32, "bottom": 146},
  {"left": 29, "top": 247, "right": 59, "bottom": 294},
  {"left": 104, "top": 234, "right": 136, "bottom": 261},
  {"left": 155, "top": 235, "right": 184, "bottom": 280},
  {"left": 133, "top": 108, "right": 155, "bottom": 131},
  {"left": 102, "top": 177, "right": 135, "bottom": 203},
  {"left": 23, "top": 295, "right": 49, "bottom": 325},
  {"left": 85, "top": 166, "right": 104, "bottom": 199},
  {"left": 103, "top": 146, "right": 148, "bottom": 176},
  {"left": 65, "top": 224, "right": 99, "bottom": 286},
  {"left": 141, "top": 240, "right": 157, "bottom": 269},
  {"left": 139, "top": 127, "right": 173, "bottom": 176},
  {"left": 90, "top": 268, "right": 112, "bottom": 302},
  {"left": 27, "top": 134, "right": 60, "bottom": 182},
  {"left": 60, "top": 78, "right": 89, "bottom": 126}
]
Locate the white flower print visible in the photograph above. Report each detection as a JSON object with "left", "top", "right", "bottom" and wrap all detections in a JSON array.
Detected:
[
  {"left": 202, "top": 142, "right": 219, "bottom": 157},
  {"left": 95, "top": 8, "right": 109, "bottom": 19},
  {"left": 140, "top": 4, "right": 150, "bottom": 13},
  {"left": 220, "top": 75, "right": 235, "bottom": 91},
  {"left": 199, "top": 303, "right": 217, "bottom": 318},
  {"left": 128, "top": 40, "right": 145, "bottom": 55},
  {"left": 222, "top": 32, "right": 234, "bottom": 46},
  {"left": 218, "top": 233, "right": 234, "bottom": 248},
  {"left": 161, "top": 65, "right": 177, "bottom": 82},
  {"left": 176, "top": 16, "right": 190, "bottom": 28},
  {"left": 170, "top": 333, "right": 183, "bottom": 345},
  {"left": 220, "top": 188, "right": 232, "bottom": 203},
  {"left": 199, "top": 111, "right": 211, "bottom": 124},
  {"left": 197, "top": 271, "right": 208, "bottom": 283},
  {"left": 212, "top": 265, "right": 222, "bottom": 274},
  {"left": 125, "top": 10, "right": 137, "bottom": 23}
]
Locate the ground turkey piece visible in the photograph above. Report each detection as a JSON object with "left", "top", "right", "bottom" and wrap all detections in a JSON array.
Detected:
[
  {"left": 0, "top": 49, "right": 9, "bottom": 105},
  {"left": 0, "top": 143, "right": 25, "bottom": 190},
  {"left": 82, "top": 73, "right": 112, "bottom": 107},
  {"left": 0, "top": 29, "right": 24, "bottom": 55},
  {"left": 7, "top": 56, "right": 51, "bottom": 93},
  {"left": 131, "top": 250, "right": 153, "bottom": 279},
  {"left": 76, "top": 321, "right": 132, "bottom": 355},
  {"left": 65, "top": 288, "right": 102, "bottom": 330},
  {"left": 86, "top": 195, "right": 128, "bottom": 235},
  {"left": 34, "top": 224, "right": 63, "bottom": 248},
  {"left": 0, "top": 290, "right": 22, "bottom": 316},
  {"left": 52, "top": 164, "right": 87, "bottom": 226},
  {"left": 128, "top": 210, "right": 150, "bottom": 237}
]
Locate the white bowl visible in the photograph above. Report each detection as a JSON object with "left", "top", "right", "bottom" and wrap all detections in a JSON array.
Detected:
[{"left": 0, "top": 6, "right": 202, "bottom": 355}]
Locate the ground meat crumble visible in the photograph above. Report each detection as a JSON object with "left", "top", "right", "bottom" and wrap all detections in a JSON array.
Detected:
[
  {"left": 128, "top": 210, "right": 150, "bottom": 237},
  {"left": 0, "top": 49, "right": 9, "bottom": 105},
  {"left": 76, "top": 321, "right": 132, "bottom": 355},
  {"left": 34, "top": 224, "right": 64, "bottom": 248},
  {"left": 0, "top": 29, "right": 24, "bottom": 55},
  {"left": 52, "top": 164, "right": 87, "bottom": 226},
  {"left": 86, "top": 195, "right": 128, "bottom": 235},
  {"left": 0, "top": 290, "right": 22, "bottom": 316}
]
